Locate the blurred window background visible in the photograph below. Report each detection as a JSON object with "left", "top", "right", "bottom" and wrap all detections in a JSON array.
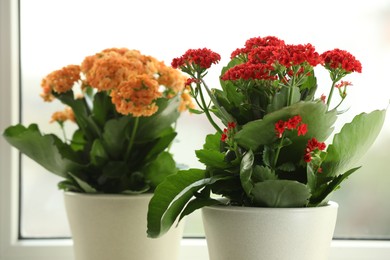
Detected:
[{"left": 19, "top": 0, "right": 390, "bottom": 239}]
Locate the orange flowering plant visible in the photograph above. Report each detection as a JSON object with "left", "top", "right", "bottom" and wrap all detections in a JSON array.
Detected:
[
  {"left": 3, "top": 48, "right": 193, "bottom": 194},
  {"left": 147, "top": 36, "right": 386, "bottom": 238}
]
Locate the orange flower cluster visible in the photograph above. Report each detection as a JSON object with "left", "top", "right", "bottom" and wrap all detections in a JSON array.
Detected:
[
  {"left": 40, "top": 48, "right": 192, "bottom": 117},
  {"left": 50, "top": 107, "right": 75, "bottom": 124},
  {"left": 80, "top": 48, "right": 189, "bottom": 116},
  {"left": 111, "top": 75, "right": 161, "bottom": 117},
  {"left": 179, "top": 91, "right": 195, "bottom": 112},
  {"left": 40, "top": 65, "right": 81, "bottom": 101}
]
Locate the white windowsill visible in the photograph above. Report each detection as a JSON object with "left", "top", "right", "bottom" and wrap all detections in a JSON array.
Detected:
[{"left": 1, "top": 238, "right": 390, "bottom": 260}]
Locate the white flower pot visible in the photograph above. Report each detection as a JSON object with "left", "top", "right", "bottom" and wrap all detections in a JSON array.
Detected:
[
  {"left": 202, "top": 202, "right": 338, "bottom": 260},
  {"left": 64, "top": 192, "right": 183, "bottom": 260}
]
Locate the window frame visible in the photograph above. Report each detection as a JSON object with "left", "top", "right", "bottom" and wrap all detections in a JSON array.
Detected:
[{"left": 1, "top": 0, "right": 390, "bottom": 259}]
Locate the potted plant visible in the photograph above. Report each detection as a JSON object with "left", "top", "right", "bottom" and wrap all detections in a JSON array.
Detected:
[
  {"left": 146, "top": 36, "right": 387, "bottom": 260},
  {"left": 3, "top": 48, "right": 193, "bottom": 260}
]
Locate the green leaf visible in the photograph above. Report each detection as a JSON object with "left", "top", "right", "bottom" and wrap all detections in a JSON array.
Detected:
[
  {"left": 251, "top": 180, "right": 311, "bottom": 207},
  {"left": 144, "top": 128, "right": 177, "bottom": 162},
  {"left": 90, "top": 139, "right": 108, "bottom": 167},
  {"left": 240, "top": 150, "right": 254, "bottom": 198},
  {"left": 188, "top": 108, "right": 204, "bottom": 114},
  {"left": 309, "top": 167, "right": 361, "bottom": 206},
  {"left": 267, "top": 86, "right": 300, "bottom": 113},
  {"left": 102, "top": 116, "right": 132, "bottom": 159},
  {"left": 178, "top": 197, "right": 221, "bottom": 222},
  {"left": 92, "top": 91, "right": 115, "bottom": 127},
  {"left": 54, "top": 91, "right": 101, "bottom": 140},
  {"left": 70, "top": 129, "right": 86, "bottom": 151},
  {"left": 147, "top": 169, "right": 207, "bottom": 238},
  {"left": 235, "top": 101, "right": 337, "bottom": 152},
  {"left": 300, "top": 73, "right": 317, "bottom": 101},
  {"left": 252, "top": 165, "right": 277, "bottom": 182},
  {"left": 203, "top": 132, "right": 222, "bottom": 151},
  {"left": 58, "top": 179, "right": 82, "bottom": 192},
  {"left": 68, "top": 172, "right": 97, "bottom": 193},
  {"left": 195, "top": 149, "right": 229, "bottom": 168},
  {"left": 2, "top": 124, "right": 85, "bottom": 178},
  {"left": 322, "top": 109, "right": 386, "bottom": 177},
  {"left": 137, "top": 97, "right": 180, "bottom": 141},
  {"left": 101, "top": 161, "right": 128, "bottom": 179},
  {"left": 144, "top": 152, "right": 178, "bottom": 189}
]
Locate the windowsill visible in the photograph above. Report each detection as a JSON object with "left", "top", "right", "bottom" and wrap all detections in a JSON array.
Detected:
[{"left": 3, "top": 238, "right": 390, "bottom": 260}]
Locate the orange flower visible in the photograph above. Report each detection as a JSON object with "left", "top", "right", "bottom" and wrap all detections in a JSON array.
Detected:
[
  {"left": 45, "top": 48, "right": 187, "bottom": 118},
  {"left": 40, "top": 83, "right": 55, "bottom": 102},
  {"left": 144, "top": 56, "right": 160, "bottom": 76},
  {"left": 50, "top": 107, "right": 75, "bottom": 123},
  {"left": 84, "top": 52, "right": 144, "bottom": 91},
  {"left": 40, "top": 65, "right": 81, "bottom": 100},
  {"left": 110, "top": 75, "right": 162, "bottom": 117},
  {"left": 157, "top": 62, "right": 187, "bottom": 94},
  {"left": 179, "top": 91, "right": 195, "bottom": 112}
]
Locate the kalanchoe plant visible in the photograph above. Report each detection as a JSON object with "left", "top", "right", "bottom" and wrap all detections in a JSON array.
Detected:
[
  {"left": 3, "top": 48, "right": 193, "bottom": 194},
  {"left": 147, "top": 36, "right": 386, "bottom": 238}
]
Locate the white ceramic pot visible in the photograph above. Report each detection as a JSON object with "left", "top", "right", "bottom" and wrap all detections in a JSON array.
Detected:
[
  {"left": 64, "top": 192, "right": 183, "bottom": 260},
  {"left": 202, "top": 202, "right": 338, "bottom": 260}
]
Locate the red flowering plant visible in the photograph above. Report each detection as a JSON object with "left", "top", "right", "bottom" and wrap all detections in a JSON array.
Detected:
[
  {"left": 147, "top": 36, "right": 387, "bottom": 238},
  {"left": 3, "top": 48, "right": 193, "bottom": 194}
]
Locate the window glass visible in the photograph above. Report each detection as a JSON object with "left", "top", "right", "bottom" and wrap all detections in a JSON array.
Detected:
[{"left": 20, "top": 0, "right": 390, "bottom": 238}]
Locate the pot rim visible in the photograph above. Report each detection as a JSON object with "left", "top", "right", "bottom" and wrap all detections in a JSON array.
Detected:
[
  {"left": 63, "top": 191, "right": 153, "bottom": 200},
  {"left": 203, "top": 201, "right": 338, "bottom": 213}
]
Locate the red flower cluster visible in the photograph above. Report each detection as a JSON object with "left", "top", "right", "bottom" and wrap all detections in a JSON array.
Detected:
[
  {"left": 304, "top": 138, "right": 326, "bottom": 163},
  {"left": 171, "top": 48, "right": 221, "bottom": 70},
  {"left": 221, "top": 122, "right": 236, "bottom": 142},
  {"left": 222, "top": 36, "right": 322, "bottom": 82},
  {"left": 278, "top": 44, "right": 322, "bottom": 67},
  {"left": 320, "top": 48, "right": 362, "bottom": 73},
  {"left": 274, "top": 115, "right": 308, "bottom": 138},
  {"left": 248, "top": 46, "right": 280, "bottom": 65},
  {"left": 230, "top": 36, "right": 285, "bottom": 59},
  {"left": 221, "top": 63, "right": 277, "bottom": 81}
]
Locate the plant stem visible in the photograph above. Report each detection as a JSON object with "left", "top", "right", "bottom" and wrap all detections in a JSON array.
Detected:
[
  {"left": 200, "top": 78, "right": 234, "bottom": 124},
  {"left": 125, "top": 117, "right": 140, "bottom": 159},
  {"left": 326, "top": 81, "right": 336, "bottom": 108},
  {"left": 59, "top": 123, "right": 67, "bottom": 142},
  {"left": 287, "top": 85, "right": 295, "bottom": 106},
  {"left": 273, "top": 136, "right": 284, "bottom": 168},
  {"left": 198, "top": 82, "right": 223, "bottom": 134}
]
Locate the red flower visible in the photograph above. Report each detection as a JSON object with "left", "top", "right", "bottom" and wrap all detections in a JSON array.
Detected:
[
  {"left": 221, "top": 124, "right": 236, "bottom": 142},
  {"left": 230, "top": 36, "right": 285, "bottom": 59},
  {"left": 248, "top": 46, "right": 280, "bottom": 65},
  {"left": 305, "top": 137, "right": 326, "bottom": 156},
  {"left": 317, "top": 141, "right": 326, "bottom": 151},
  {"left": 297, "top": 123, "right": 308, "bottom": 136},
  {"left": 304, "top": 153, "right": 312, "bottom": 163},
  {"left": 275, "top": 120, "right": 286, "bottom": 138},
  {"left": 228, "top": 122, "right": 236, "bottom": 129},
  {"left": 320, "top": 49, "right": 362, "bottom": 73},
  {"left": 275, "top": 115, "right": 308, "bottom": 138},
  {"left": 172, "top": 48, "right": 221, "bottom": 69},
  {"left": 277, "top": 44, "right": 322, "bottom": 67},
  {"left": 185, "top": 78, "right": 199, "bottom": 85},
  {"left": 335, "top": 80, "right": 353, "bottom": 89},
  {"left": 221, "top": 63, "right": 276, "bottom": 81},
  {"left": 320, "top": 94, "right": 326, "bottom": 103},
  {"left": 286, "top": 115, "right": 302, "bottom": 130}
]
